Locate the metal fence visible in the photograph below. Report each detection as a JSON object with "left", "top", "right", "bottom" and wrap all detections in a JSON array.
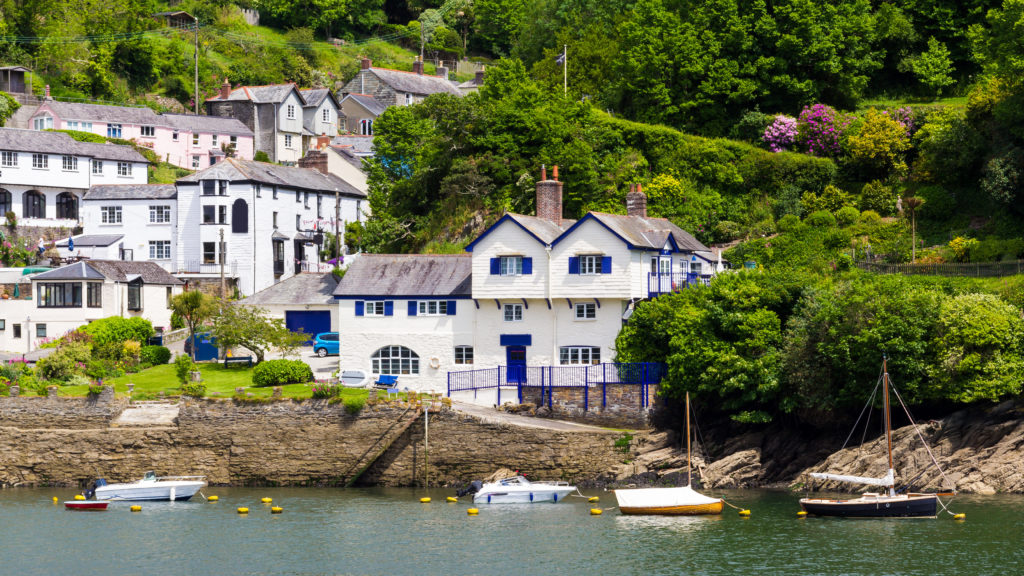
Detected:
[
  {"left": 647, "top": 272, "right": 713, "bottom": 297},
  {"left": 447, "top": 362, "right": 664, "bottom": 409},
  {"left": 857, "top": 260, "right": 1024, "bottom": 278}
]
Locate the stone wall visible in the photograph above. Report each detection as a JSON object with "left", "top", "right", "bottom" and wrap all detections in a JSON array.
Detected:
[
  {"left": 0, "top": 396, "right": 626, "bottom": 487},
  {"left": 519, "top": 384, "right": 656, "bottom": 428}
]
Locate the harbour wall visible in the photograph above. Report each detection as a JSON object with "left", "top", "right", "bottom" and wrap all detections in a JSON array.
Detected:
[{"left": 0, "top": 395, "right": 627, "bottom": 488}]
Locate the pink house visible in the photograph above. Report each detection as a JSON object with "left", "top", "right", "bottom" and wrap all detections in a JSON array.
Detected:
[{"left": 29, "top": 101, "right": 254, "bottom": 170}]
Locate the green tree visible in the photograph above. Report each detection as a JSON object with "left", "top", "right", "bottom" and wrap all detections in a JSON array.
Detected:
[
  {"left": 845, "top": 108, "right": 912, "bottom": 180},
  {"left": 0, "top": 92, "right": 20, "bottom": 127},
  {"left": 643, "top": 174, "right": 722, "bottom": 244},
  {"left": 169, "top": 291, "right": 216, "bottom": 361},
  {"left": 908, "top": 37, "right": 955, "bottom": 97},
  {"left": 209, "top": 304, "right": 307, "bottom": 363}
]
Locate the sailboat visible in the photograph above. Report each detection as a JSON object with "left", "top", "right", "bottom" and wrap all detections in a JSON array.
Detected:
[
  {"left": 799, "top": 357, "right": 945, "bottom": 518},
  {"left": 614, "top": 392, "right": 724, "bottom": 515}
]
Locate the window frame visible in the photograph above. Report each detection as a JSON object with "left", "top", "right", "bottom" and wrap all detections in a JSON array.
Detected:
[
  {"left": 499, "top": 256, "right": 523, "bottom": 277},
  {"left": 148, "top": 240, "right": 171, "bottom": 260},
  {"left": 417, "top": 300, "right": 448, "bottom": 316},
  {"left": 107, "top": 123, "right": 122, "bottom": 138},
  {"left": 364, "top": 301, "right": 387, "bottom": 316},
  {"left": 100, "top": 206, "right": 122, "bottom": 224},
  {"left": 140, "top": 125, "right": 155, "bottom": 137},
  {"left": 284, "top": 134, "right": 293, "bottom": 149},
  {"left": 286, "top": 104, "right": 296, "bottom": 119},
  {"left": 559, "top": 346, "right": 601, "bottom": 366},
  {"left": 116, "top": 162, "right": 131, "bottom": 177},
  {"left": 149, "top": 205, "right": 171, "bottom": 224},
  {"left": 574, "top": 302, "right": 597, "bottom": 320},
  {"left": 37, "top": 282, "right": 83, "bottom": 308},
  {"left": 62, "top": 155, "right": 79, "bottom": 171},
  {"left": 31, "top": 153, "right": 48, "bottom": 169},
  {"left": 579, "top": 255, "right": 603, "bottom": 275},
  {"left": 127, "top": 282, "right": 142, "bottom": 311},
  {"left": 1, "top": 151, "right": 16, "bottom": 167},
  {"left": 371, "top": 345, "right": 420, "bottom": 375},
  {"left": 503, "top": 303, "right": 524, "bottom": 322},
  {"left": 454, "top": 345, "right": 474, "bottom": 365},
  {"left": 91, "top": 159, "right": 102, "bottom": 174},
  {"left": 87, "top": 282, "right": 102, "bottom": 308},
  {"left": 36, "top": 324, "right": 46, "bottom": 338}
]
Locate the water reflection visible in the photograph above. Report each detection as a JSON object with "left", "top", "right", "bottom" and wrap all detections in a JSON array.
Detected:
[{"left": 614, "top": 513, "right": 723, "bottom": 533}]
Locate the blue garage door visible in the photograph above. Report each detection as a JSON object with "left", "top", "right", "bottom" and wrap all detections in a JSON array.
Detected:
[{"left": 285, "top": 310, "right": 332, "bottom": 344}]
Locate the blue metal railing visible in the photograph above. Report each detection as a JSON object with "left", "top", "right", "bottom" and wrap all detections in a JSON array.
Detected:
[
  {"left": 447, "top": 362, "right": 664, "bottom": 410},
  {"left": 647, "top": 272, "right": 713, "bottom": 297}
]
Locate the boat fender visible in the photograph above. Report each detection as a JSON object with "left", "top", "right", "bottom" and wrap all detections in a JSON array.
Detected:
[
  {"left": 420, "top": 497, "right": 431, "bottom": 503},
  {"left": 74, "top": 494, "right": 85, "bottom": 501},
  {"left": 130, "top": 505, "right": 142, "bottom": 512},
  {"left": 588, "top": 496, "right": 599, "bottom": 503},
  {"left": 739, "top": 509, "right": 751, "bottom": 517},
  {"left": 487, "top": 495, "right": 491, "bottom": 503},
  {"left": 237, "top": 507, "right": 249, "bottom": 514},
  {"left": 590, "top": 508, "right": 603, "bottom": 515},
  {"left": 530, "top": 493, "right": 534, "bottom": 502},
  {"left": 797, "top": 511, "right": 808, "bottom": 518},
  {"left": 467, "top": 508, "right": 479, "bottom": 515},
  {"left": 553, "top": 494, "right": 558, "bottom": 503},
  {"left": 446, "top": 497, "right": 458, "bottom": 503},
  {"left": 271, "top": 507, "right": 283, "bottom": 514},
  {"left": 953, "top": 513, "right": 965, "bottom": 520}
]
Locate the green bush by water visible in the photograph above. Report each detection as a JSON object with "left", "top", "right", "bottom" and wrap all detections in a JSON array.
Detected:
[{"left": 253, "top": 360, "right": 314, "bottom": 387}]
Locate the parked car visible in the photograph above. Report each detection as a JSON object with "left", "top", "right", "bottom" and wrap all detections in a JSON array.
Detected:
[{"left": 312, "top": 332, "right": 340, "bottom": 357}]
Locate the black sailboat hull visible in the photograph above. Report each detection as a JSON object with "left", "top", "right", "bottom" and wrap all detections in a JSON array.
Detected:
[{"left": 800, "top": 494, "right": 938, "bottom": 518}]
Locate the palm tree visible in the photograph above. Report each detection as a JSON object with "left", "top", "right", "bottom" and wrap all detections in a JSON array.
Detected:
[{"left": 902, "top": 196, "right": 925, "bottom": 263}]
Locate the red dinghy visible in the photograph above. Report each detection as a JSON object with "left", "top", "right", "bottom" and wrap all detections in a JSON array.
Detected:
[{"left": 64, "top": 501, "right": 108, "bottom": 510}]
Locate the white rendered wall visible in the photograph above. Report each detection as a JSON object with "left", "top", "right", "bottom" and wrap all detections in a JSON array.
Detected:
[
  {"left": 470, "top": 222, "right": 551, "bottom": 300},
  {"left": 81, "top": 199, "right": 176, "bottom": 264},
  {"left": 550, "top": 218, "right": 635, "bottom": 300}
]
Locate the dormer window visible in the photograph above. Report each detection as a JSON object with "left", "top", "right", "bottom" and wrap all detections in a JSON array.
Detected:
[
  {"left": 287, "top": 104, "right": 296, "bottom": 119},
  {"left": 499, "top": 256, "right": 521, "bottom": 276},
  {"left": 569, "top": 255, "right": 611, "bottom": 275},
  {"left": 33, "top": 115, "right": 53, "bottom": 130}
]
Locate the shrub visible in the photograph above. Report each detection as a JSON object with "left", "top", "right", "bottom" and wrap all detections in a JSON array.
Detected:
[
  {"left": 36, "top": 342, "right": 91, "bottom": 382},
  {"left": 948, "top": 236, "right": 980, "bottom": 262},
  {"left": 174, "top": 354, "right": 197, "bottom": 385},
  {"left": 0, "top": 380, "right": 8, "bottom": 396},
  {"left": 170, "top": 311, "right": 185, "bottom": 330},
  {"left": 762, "top": 115, "right": 798, "bottom": 152},
  {"left": 860, "top": 181, "right": 896, "bottom": 215},
  {"left": 121, "top": 340, "right": 142, "bottom": 362},
  {"left": 66, "top": 374, "right": 91, "bottom": 387},
  {"left": 311, "top": 382, "right": 339, "bottom": 399},
  {"left": 915, "top": 185, "right": 956, "bottom": 221},
  {"left": 181, "top": 382, "right": 206, "bottom": 397},
  {"left": 0, "top": 362, "right": 23, "bottom": 383},
  {"left": 253, "top": 150, "right": 270, "bottom": 162},
  {"left": 87, "top": 383, "right": 105, "bottom": 396},
  {"left": 731, "top": 109, "right": 775, "bottom": 143},
  {"left": 835, "top": 206, "right": 861, "bottom": 227},
  {"left": 860, "top": 210, "right": 882, "bottom": 225},
  {"left": 777, "top": 214, "right": 801, "bottom": 232},
  {"left": 343, "top": 396, "right": 365, "bottom": 415},
  {"left": 805, "top": 210, "right": 837, "bottom": 228},
  {"left": 845, "top": 108, "right": 911, "bottom": 180},
  {"left": 801, "top": 185, "right": 854, "bottom": 214},
  {"left": 252, "top": 359, "right": 313, "bottom": 387},
  {"left": 80, "top": 317, "right": 154, "bottom": 352},
  {"left": 140, "top": 345, "right": 171, "bottom": 365},
  {"left": 797, "top": 104, "right": 853, "bottom": 158},
  {"left": 713, "top": 220, "right": 741, "bottom": 241}
]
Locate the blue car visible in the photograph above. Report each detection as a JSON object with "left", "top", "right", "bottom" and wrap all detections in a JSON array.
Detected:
[{"left": 313, "top": 332, "right": 340, "bottom": 357}]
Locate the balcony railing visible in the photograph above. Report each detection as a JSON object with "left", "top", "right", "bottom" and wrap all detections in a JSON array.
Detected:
[
  {"left": 296, "top": 260, "right": 333, "bottom": 273},
  {"left": 172, "top": 260, "right": 239, "bottom": 275},
  {"left": 647, "top": 272, "right": 713, "bottom": 297}
]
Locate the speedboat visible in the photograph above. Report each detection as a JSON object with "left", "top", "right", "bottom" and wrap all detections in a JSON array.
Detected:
[
  {"left": 89, "top": 471, "right": 207, "bottom": 501},
  {"left": 467, "top": 475, "right": 576, "bottom": 504}
]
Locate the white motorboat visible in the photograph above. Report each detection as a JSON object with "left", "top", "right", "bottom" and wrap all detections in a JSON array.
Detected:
[
  {"left": 470, "top": 475, "right": 576, "bottom": 504},
  {"left": 89, "top": 471, "right": 207, "bottom": 501}
]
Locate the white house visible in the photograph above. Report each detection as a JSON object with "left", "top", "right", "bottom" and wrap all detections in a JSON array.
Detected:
[
  {"left": 205, "top": 82, "right": 311, "bottom": 164},
  {"left": 0, "top": 128, "right": 148, "bottom": 227},
  {"left": 80, "top": 184, "right": 177, "bottom": 264},
  {"left": 27, "top": 101, "right": 255, "bottom": 169},
  {"left": 238, "top": 272, "right": 339, "bottom": 338},
  {"left": 298, "top": 88, "right": 341, "bottom": 142},
  {"left": 333, "top": 169, "right": 725, "bottom": 391},
  {"left": 0, "top": 260, "right": 183, "bottom": 353}
]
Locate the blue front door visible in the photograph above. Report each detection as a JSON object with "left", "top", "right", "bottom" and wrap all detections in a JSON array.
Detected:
[{"left": 506, "top": 346, "right": 526, "bottom": 384}]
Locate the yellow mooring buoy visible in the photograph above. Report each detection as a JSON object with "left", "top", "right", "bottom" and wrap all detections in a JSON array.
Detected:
[
  {"left": 52, "top": 497, "right": 58, "bottom": 503},
  {"left": 590, "top": 508, "right": 603, "bottom": 515},
  {"left": 261, "top": 497, "right": 273, "bottom": 504},
  {"left": 420, "top": 497, "right": 431, "bottom": 503},
  {"left": 738, "top": 509, "right": 751, "bottom": 517},
  {"left": 588, "top": 496, "right": 599, "bottom": 503},
  {"left": 74, "top": 494, "right": 85, "bottom": 501},
  {"left": 446, "top": 497, "right": 458, "bottom": 503},
  {"left": 271, "top": 506, "right": 283, "bottom": 514},
  {"left": 207, "top": 495, "right": 219, "bottom": 502},
  {"left": 797, "top": 511, "right": 808, "bottom": 518},
  {"left": 954, "top": 513, "right": 966, "bottom": 520},
  {"left": 131, "top": 505, "right": 142, "bottom": 512},
  {"left": 237, "top": 507, "right": 249, "bottom": 514},
  {"left": 467, "top": 508, "right": 479, "bottom": 515}
]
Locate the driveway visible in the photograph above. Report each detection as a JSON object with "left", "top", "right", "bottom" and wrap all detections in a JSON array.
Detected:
[{"left": 450, "top": 400, "right": 623, "bottom": 433}]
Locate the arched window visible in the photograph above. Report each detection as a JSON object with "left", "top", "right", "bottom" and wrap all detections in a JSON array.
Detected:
[
  {"left": 0, "top": 189, "right": 10, "bottom": 215},
  {"left": 23, "top": 190, "right": 45, "bottom": 219},
  {"left": 56, "top": 192, "right": 78, "bottom": 219},
  {"left": 371, "top": 345, "right": 419, "bottom": 375},
  {"left": 231, "top": 198, "right": 248, "bottom": 233}
]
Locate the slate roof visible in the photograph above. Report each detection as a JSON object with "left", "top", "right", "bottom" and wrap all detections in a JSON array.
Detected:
[
  {"left": 161, "top": 113, "right": 253, "bottom": 136},
  {"left": 334, "top": 254, "right": 471, "bottom": 297},
  {"left": 507, "top": 214, "right": 575, "bottom": 244},
  {"left": 299, "top": 88, "right": 339, "bottom": 110},
  {"left": 586, "top": 212, "right": 708, "bottom": 251},
  {"left": 177, "top": 158, "right": 366, "bottom": 197},
  {"left": 369, "top": 68, "right": 462, "bottom": 97},
  {"left": 85, "top": 184, "right": 177, "bottom": 200},
  {"left": 55, "top": 234, "right": 124, "bottom": 247},
  {"left": 331, "top": 135, "right": 375, "bottom": 156},
  {"left": 342, "top": 93, "right": 387, "bottom": 116},
  {"left": 33, "top": 260, "right": 183, "bottom": 284},
  {"left": 241, "top": 273, "right": 338, "bottom": 306},
  {"left": 206, "top": 83, "right": 306, "bottom": 104},
  {"left": 40, "top": 100, "right": 163, "bottom": 126},
  {"left": 0, "top": 128, "right": 148, "bottom": 163}
]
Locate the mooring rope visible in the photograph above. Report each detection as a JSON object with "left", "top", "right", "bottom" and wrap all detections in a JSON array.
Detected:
[{"left": 890, "top": 384, "right": 957, "bottom": 492}]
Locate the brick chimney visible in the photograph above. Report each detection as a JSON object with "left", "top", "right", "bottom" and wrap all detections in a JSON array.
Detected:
[
  {"left": 536, "top": 164, "right": 564, "bottom": 226},
  {"left": 361, "top": 57, "right": 372, "bottom": 70},
  {"left": 412, "top": 58, "right": 423, "bottom": 75},
  {"left": 44, "top": 84, "right": 51, "bottom": 100},
  {"left": 626, "top": 183, "right": 647, "bottom": 218},
  {"left": 436, "top": 61, "right": 448, "bottom": 78},
  {"left": 219, "top": 78, "right": 231, "bottom": 99},
  {"left": 298, "top": 150, "right": 328, "bottom": 175}
]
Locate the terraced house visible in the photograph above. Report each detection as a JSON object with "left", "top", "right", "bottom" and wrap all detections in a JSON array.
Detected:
[{"left": 335, "top": 168, "right": 727, "bottom": 392}]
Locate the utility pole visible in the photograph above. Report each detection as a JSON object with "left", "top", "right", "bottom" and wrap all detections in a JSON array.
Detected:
[
  {"left": 219, "top": 227, "right": 225, "bottom": 300},
  {"left": 335, "top": 190, "right": 341, "bottom": 265},
  {"left": 194, "top": 15, "right": 200, "bottom": 115}
]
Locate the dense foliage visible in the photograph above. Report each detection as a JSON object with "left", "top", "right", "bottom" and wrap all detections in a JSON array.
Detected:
[
  {"left": 616, "top": 270, "right": 1024, "bottom": 427},
  {"left": 252, "top": 359, "right": 314, "bottom": 387}
]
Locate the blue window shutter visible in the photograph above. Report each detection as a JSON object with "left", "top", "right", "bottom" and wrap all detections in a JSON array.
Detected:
[
  {"left": 355, "top": 301, "right": 364, "bottom": 316},
  {"left": 408, "top": 301, "right": 418, "bottom": 316},
  {"left": 490, "top": 258, "right": 500, "bottom": 275},
  {"left": 384, "top": 301, "right": 394, "bottom": 316},
  {"left": 522, "top": 257, "right": 533, "bottom": 275},
  {"left": 601, "top": 256, "right": 612, "bottom": 274},
  {"left": 447, "top": 300, "right": 456, "bottom": 315},
  {"left": 568, "top": 256, "right": 579, "bottom": 274}
]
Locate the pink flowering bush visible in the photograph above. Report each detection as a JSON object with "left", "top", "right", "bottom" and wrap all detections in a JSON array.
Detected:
[
  {"left": 762, "top": 115, "right": 798, "bottom": 152},
  {"left": 797, "top": 104, "right": 853, "bottom": 158},
  {"left": 881, "top": 107, "right": 917, "bottom": 138}
]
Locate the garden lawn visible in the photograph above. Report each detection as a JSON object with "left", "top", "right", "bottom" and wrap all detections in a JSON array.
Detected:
[{"left": 58, "top": 363, "right": 368, "bottom": 402}]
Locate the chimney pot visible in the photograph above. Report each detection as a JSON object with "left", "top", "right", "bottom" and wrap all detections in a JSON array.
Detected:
[
  {"left": 361, "top": 57, "right": 372, "bottom": 70},
  {"left": 553, "top": 165, "right": 559, "bottom": 181},
  {"left": 626, "top": 183, "right": 648, "bottom": 218},
  {"left": 413, "top": 59, "right": 423, "bottom": 75},
  {"left": 44, "top": 84, "right": 50, "bottom": 99},
  {"left": 474, "top": 70, "right": 485, "bottom": 85},
  {"left": 219, "top": 78, "right": 231, "bottom": 100},
  {"left": 541, "top": 164, "right": 547, "bottom": 181},
  {"left": 536, "top": 169, "right": 564, "bottom": 226}
]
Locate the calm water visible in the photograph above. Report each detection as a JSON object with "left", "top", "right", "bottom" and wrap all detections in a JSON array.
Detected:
[{"left": 1, "top": 487, "right": 1020, "bottom": 576}]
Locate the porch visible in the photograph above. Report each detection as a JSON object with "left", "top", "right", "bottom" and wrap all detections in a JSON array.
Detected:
[{"left": 647, "top": 271, "right": 713, "bottom": 297}]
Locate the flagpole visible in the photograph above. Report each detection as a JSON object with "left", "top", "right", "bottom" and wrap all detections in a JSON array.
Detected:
[{"left": 562, "top": 45, "right": 567, "bottom": 97}]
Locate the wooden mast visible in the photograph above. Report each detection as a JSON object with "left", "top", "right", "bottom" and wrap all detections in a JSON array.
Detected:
[
  {"left": 686, "top": 392, "right": 691, "bottom": 488},
  {"left": 883, "top": 356, "right": 894, "bottom": 496}
]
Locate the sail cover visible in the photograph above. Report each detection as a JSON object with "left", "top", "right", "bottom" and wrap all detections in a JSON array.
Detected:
[
  {"left": 809, "top": 469, "right": 895, "bottom": 487},
  {"left": 613, "top": 485, "right": 721, "bottom": 509}
]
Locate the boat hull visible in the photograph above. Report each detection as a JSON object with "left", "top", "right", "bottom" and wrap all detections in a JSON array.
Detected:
[
  {"left": 64, "top": 501, "right": 108, "bottom": 510},
  {"left": 618, "top": 501, "right": 724, "bottom": 516},
  {"left": 473, "top": 487, "right": 575, "bottom": 504},
  {"left": 94, "top": 481, "right": 205, "bottom": 502},
  {"left": 799, "top": 494, "right": 938, "bottom": 518}
]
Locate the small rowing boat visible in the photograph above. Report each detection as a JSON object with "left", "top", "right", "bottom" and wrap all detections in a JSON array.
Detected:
[{"left": 64, "top": 501, "right": 108, "bottom": 510}]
